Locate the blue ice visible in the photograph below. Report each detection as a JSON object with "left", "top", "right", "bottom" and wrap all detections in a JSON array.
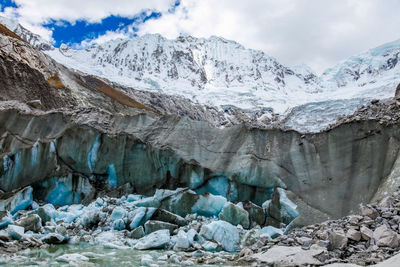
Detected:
[{"left": 87, "top": 134, "right": 101, "bottom": 172}]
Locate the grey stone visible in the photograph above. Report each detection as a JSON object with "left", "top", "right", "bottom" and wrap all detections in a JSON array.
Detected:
[
  {"left": 328, "top": 230, "right": 348, "bottom": 250},
  {"left": 144, "top": 220, "right": 178, "bottom": 235},
  {"left": 360, "top": 225, "right": 374, "bottom": 241},
  {"left": 130, "top": 226, "right": 145, "bottom": 239},
  {"left": 219, "top": 202, "right": 250, "bottom": 229},
  {"left": 346, "top": 229, "right": 361, "bottom": 242},
  {"left": 360, "top": 205, "right": 379, "bottom": 219},
  {"left": 373, "top": 225, "right": 399, "bottom": 248},
  {"left": 41, "top": 233, "right": 66, "bottom": 244},
  {"left": 150, "top": 208, "right": 186, "bottom": 226},
  {"left": 16, "top": 214, "right": 42, "bottom": 232}
]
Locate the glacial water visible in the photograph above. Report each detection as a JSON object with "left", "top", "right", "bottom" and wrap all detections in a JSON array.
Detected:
[{"left": 1, "top": 244, "right": 237, "bottom": 266}]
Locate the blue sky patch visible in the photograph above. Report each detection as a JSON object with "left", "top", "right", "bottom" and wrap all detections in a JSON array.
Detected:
[{"left": 0, "top": 0, "right": 17, "bottom": 12}]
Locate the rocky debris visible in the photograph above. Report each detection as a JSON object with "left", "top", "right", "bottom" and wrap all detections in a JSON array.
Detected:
[
  {"left": 329, "top": 97, "right": 400, "bottom": 129},
  {"left": 246, "top": 191, "right": 400, "bottom": 266}
]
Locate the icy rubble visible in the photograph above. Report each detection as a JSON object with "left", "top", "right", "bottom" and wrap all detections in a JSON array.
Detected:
[{"left": 0, "top": 186, "right": 292, "bottom": 254}]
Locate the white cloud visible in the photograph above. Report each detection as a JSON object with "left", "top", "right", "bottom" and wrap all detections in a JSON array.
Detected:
[
  {"left": 136, "top": 0, "right": 400, "bottom": 73},
  {"left": 2, "top": 0, "right": 400, "bottom": 73}
]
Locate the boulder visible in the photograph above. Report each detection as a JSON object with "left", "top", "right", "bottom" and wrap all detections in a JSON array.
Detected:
[
  {"left": 150, "top": 208, "right": 186, "bottom": 226},
  {"left": 219, "top": 202, "right": 250, "bottom": 229},
  {"left": 251, "top": 246, "right": 324, "bottom": 266},
  {"left": 144, "top": 220, "right": 178, "bottom": 235},
  {"left": 242, "top": 201, "right": 265, "bottom": 226},
  {"left": 373, "top": 225, "right": 399, "bottom": 248},
  {"left": 7, "top": 225, "right": 24, "bottom": 240},
  {"left": 200, "top": 220, "right": 240, "bottom": 252},
  {"left": 134, "top": 229, "right": 170, "bottom": 250},
  {"left": 378, "top": 196, "right": 395, "bottom": 209},
  {"left": 346, "top": 229, "right": 361, "bottom": 242},
  {"left": 30, "top": 207, "right": 51, "bottom": 224},
  {"left": 360, "top": 225, "right": 374, "bottom": 241},
  {"left": 130, "top": 226, "right": 145, "bottom": 239},
  {"left": 360, "top": 205, "right": 379, "bottom": 219},
  {"left": 328, "top": 230, "right": 348, "bottom": 250},
  {"left": 16, "top": 214, "right": 42, "bottom": 232}
]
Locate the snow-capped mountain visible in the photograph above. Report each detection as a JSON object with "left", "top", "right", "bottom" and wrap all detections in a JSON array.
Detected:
[
  {"left": 1, "top": 15, "right": 399, "bottom": 131},
  {"left": 46, "top": 34, "right": 399, "bottom": 118},
  {"left": 0, "top": 16, "right": 53, "bottom": 51},
  {"left": 47, "top": 34, "right": 322, "bottom": 114}
]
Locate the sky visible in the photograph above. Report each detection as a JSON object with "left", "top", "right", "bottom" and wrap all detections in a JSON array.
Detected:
[{"left": 1, "top": 0, "right": 400, "bottom": 73}]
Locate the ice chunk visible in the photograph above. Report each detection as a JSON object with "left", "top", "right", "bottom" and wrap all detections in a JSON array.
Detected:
[
  {"left": 128, "top": 207, "right": 155, "bottom": 229},
  {"left": 200, "top": 220, "right": 240, "bottom": 252},
  {"left": 112, "top": 219, "right": 125, "bottom": 230},
  {"left": 127, "top": 194, "right": 142, "bottom": 202},
  {"left": 134, "top": 229, "right": 170, "bottom": 250},
  {"left": 110, "top": 206, "right": 127, "bottom": 222},
  {"left": 259, "top": 226, "right": 283, "bottom": 239},
  {"left": 191, "top": 193, "right": 227, "bottom": 217},
  {"left": 7, "top": 224, "right": 24, "bottom": 240},
  {"left": 0, "top": 186, "right": 33, "bottom": 214},
  {"left": 0, "top": 211, "right": 13, "bottom": 229}
]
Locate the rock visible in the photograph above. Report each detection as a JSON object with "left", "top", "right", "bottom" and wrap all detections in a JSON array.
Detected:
[
  {"left": 16, "top": 214, "right": 42, "bottom": 232},
  {"left": 7, "top": 225, "right": 24, "bottom": 240},
  {"left": 360, "top": 205, "right": 379, "bottom": 219},
  {"left": 134, "top": 229, "right": 170, "bottom": 250},
  {"left": 251, "top": 246, "right": 324, "bottom": 266},
  {"left": 346, "top": 229, "right": 361, "bottom": 242},
  {"left": 200, "top": 220, "right": 240, "bottom": 252},
  {"left": 297, "top": 236, "right": 313, "bottom": 247},
  {"left": 239, "top": 247, "right": 253, "bottom": 258},
  {"left": 360, "top": 225, "right": 374, "bottom": 241},
  {"left": 144, "top": 220, "right": 178, "bottom": 235},
  {"left": 242, "top": 201, "right": 265, "bottom": 226},
  {"left": 41, "top": 233, "right": 66, "bottom": 244},
  {"left": 151, "top": 208, "right": 187, "bottom": 226},
  {"left": 130, "top": 226, "right": 145, "bottom": 239},
  {"left": 219, "top": 202, "right": 250, "bottom": 229},
  {"left": 0, "top": 187, "right": 33, "bottom": 214},
  {"left": 373, "top": 225, "right": 399, "bottom": 248},
  {"left": 328, "top": 230, "right": 348, "bottom": 250},
  {"left": 30, "top": 207, "right": 51, "bottom": 224}
]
